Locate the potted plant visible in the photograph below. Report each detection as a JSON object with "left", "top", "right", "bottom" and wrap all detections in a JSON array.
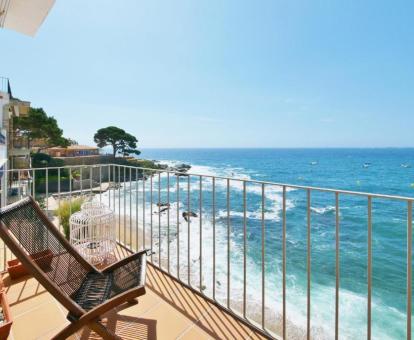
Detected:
[
  {"left": 55, "top": 197, "right": 84, "bottom": 239},
  {"left": 0, "top": 290, "right": 12, "bottom": 339},
  {"left": 6, "top": 249, "right": 54, "bottom": 279}
]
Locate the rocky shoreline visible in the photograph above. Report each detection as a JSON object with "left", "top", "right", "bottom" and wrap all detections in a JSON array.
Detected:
[{"left": 155, "top": 162, "right": 191, "bottom": 176}]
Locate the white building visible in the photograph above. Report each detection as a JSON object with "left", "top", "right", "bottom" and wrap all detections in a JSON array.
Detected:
[
  {"left": 1, "top": 0, "right": 55, "bottom": 205},
  {"left": 0, "top": 78, "right": 11, "bottom": 168}
]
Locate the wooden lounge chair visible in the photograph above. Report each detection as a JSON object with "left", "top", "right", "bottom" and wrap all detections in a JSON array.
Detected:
[{"left": 0, "top": 197, "right": 150, "bottom": 339}]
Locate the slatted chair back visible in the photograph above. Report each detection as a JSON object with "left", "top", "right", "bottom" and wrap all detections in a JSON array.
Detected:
[{"left": 0, "top": 197, "right": 94, "bottom": 315}]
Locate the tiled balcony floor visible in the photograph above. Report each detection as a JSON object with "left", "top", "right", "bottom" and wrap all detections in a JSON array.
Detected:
[{"left": 1, "top": 246, "right": 267, "bottom": 340}]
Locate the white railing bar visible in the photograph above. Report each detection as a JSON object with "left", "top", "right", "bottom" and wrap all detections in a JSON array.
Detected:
[
  {"left": 176, "top": 175, "right": 180, "bottom": 279},
  {"left": 118, "top": 166, "right": 121, "bottom": 243},
  {"left": 99, "top": 166, "right": 102, "bottom": 203},
  {"left": 158, "top": 172, "right": 161, "bottom": 267},
  {"left": 199, "top": 175, "right": 203, "bottom": 293},
  {"left": 143, "top": 170, "right": 146, "bottom": 249},
  {"left": 212, "top": 177, "right": 216, "bottom": 301},
  {"left": 407, "top": 200, "right": 412, "bottom": 340},
  {"left": 89, "top": 167, "right": 93, "bottom": 197},
  {"left": 123, "top": 167, "right": 126, "bottom": 245},
  {"left": 17, "top": 170, "right": 21, "bottom": 199},
  {"left": 129, "top": 168, "right": 132, "bottom": 247},
  {"left": 243, "top": 180, "right": 247, "bottom": 318},
  {"left": 187, "top": 175, "right": 191, "bottom": 285},
  {"left": 261, "top": 183, "right": 266, "bottom": 329},
  {"left": 367, "top": 196, "right": 372, "bottom": 340},
  {"left": 335, "top": 192, "right": 340, "bottom": 340},
  {"left": 135, "top": 168, "right": 139, "bottom": 251},
  {"left": 150, "top": 174, "right": 153, "bottom": 262},
  {"left": 167, "top": 172, "right": 170, "bottom": 273},
  {"left": 58, "top": 168, "right": 61, "bottom": 233},
  {"left": 307, "top": 189, "right": 311, "bottom": 340},
  {"left": 282, "top": 185, "right": 287, "bottom": 339},
  {"left": 227, "top": 178, "right": 231, "bottom": 309}
]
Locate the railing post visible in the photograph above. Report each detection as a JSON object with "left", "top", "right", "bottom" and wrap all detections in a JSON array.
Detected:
[
  {"left": 212, "top": 177, "right": 216, "bottom": 301},
  {"left": 407, "top": 200, "right": 412, "bottom": 340},
  {"left": 282, "top": 185, "right": 287, "bottom": 339},
  {"left": 167, "top": 172, "right": 170, "bottom": 273},
  {"left": 199, "top": 175, "right": 203, "bottom": 293},
  {"left": 188, "top": 175, "right": 191, "bottom": 286},
  {"left": 135, "top": 168, "right": 139, "bottom": 251},
  {"left": 227, "top": 178, "right": 231, "bottom": 309},
  {"left": 176, "top": 174, "right": 180, "bottom": 279},
  {"left": 261, "top": 183, "right": 265, "bottom": 329},
  {"left": 367, "top": 196, "right": 372, "bottom": 340},
  {"left": 158, "top": 172, "right": 161, "bottom": 267},
  {"left": 150, "top": 173, "right": 153, "bottom": 262},
  {"left": 142, "top": 170, "right": 146, "bottom": 250},
  {"left": 243, "top": 180, "right": 247, "bottom": 318},
  {"left": 307, "top": 189, "right": 311, "bottom": 340},
  {"left": 335, "top": 192, "right": 340, "bottom": 340}
]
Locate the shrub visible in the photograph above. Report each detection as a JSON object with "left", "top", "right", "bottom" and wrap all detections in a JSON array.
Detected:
[
  {"left": 31, "top": 152, "right": 69, "bottom": 178},
  {"left": 55, "top": 197, "right": 84, "bottom": 240}
]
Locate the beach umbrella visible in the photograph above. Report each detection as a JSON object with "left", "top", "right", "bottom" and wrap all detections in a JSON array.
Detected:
[{"left": 0, "top": 0, "right": 55, "bottom": 37}]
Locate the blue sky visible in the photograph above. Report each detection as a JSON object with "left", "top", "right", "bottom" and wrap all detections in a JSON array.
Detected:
[{"left": 1, "top": 0, "right": 413, "bottom": 148}]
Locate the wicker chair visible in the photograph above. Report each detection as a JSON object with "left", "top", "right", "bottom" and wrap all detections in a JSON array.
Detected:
[{"left": 0, "top": 197, "right": 150, "bottom": 339}]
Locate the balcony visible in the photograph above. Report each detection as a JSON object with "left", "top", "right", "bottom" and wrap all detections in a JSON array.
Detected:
[
  {"left": 1, "top": 245, "right": 264, "bottom": 339},
  {"left": 0, "top": 163, "right": 413, "bottom": 339}
]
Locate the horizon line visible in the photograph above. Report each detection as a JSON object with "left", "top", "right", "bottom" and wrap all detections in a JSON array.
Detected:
[{"left": 138, "top": 146, "right": 414, "bottom": 150}]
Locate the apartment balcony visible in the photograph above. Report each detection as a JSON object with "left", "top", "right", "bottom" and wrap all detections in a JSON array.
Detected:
[
  {"left": 1, "top": 245, "right": 264, "bottom": 340},
  {"left": 0, "top": 164, "right": 413, "bottom": 339}
]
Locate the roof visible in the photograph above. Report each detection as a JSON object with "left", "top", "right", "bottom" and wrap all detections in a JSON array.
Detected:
[
  {"left": 0, "top": 0, "right": 55, "bottom": 37},
  {"left": 67, "top": 145, "right": 99, "bottom": 150},
  {"left": 47, "top": 145, "right": 98, "bottom": 151}
]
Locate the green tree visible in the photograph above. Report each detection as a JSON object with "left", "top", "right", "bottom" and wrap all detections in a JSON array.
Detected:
[
  {"left": 31, "top": 152, "right": 68, "bottom": 177},
  {"left": 94, "top": 126, "right": 140, "bottom": 158},
  {"left": 13, "top": 107, "right": 69, "bottom": 149}
]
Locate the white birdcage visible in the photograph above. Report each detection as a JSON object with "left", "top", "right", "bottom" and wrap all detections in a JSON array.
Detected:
[
  {"left": 69, "top": 203, "right": 116, "bottom": 264},
  {"left": 81, "top": 201, "right": 108, "bottom": 216}
]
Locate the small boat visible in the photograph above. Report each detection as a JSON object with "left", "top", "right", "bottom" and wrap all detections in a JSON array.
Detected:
[
  {"left": 363, "top": 163, "right": 371, "bottom": 168},
  {"left": 401, "top": 164, "right": 411, "bottom": 168},
  {"left": 310, "top": 161, "right": 318, "bottom": 166}
]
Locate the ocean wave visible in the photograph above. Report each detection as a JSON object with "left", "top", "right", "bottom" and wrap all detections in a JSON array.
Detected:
[{"left": 310, "top": 205, "right": 336, "bottom": 214}]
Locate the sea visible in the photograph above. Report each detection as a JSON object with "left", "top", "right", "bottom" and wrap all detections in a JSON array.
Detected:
[{"left": 110, "top": 148, "right": 414, "bottom": 339}]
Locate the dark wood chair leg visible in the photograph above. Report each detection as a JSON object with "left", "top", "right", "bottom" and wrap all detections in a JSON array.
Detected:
[
  {"left": 89, "top": 321, "right": 122, "bottom": 340},
  {"left": 127, "top": 298, "right": 138, "bottom": 305}
]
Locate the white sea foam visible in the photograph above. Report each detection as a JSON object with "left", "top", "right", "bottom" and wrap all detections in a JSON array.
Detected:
[{"left": 310, "top": 205, "right": 336, "bottom": 214}]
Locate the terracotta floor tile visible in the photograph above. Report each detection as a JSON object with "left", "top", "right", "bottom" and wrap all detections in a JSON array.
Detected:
[
  {"left": 116, "top": 288, "right": 161, "bottom": 317},
  {"left": 11, "top": 301, "right": 67, "bottom": 340},
  {"left": 147, "top": 265, "right": 212, "bottom": 322},
  {"left": 143, "top": 302, "right": 193, "bottom": 340},
  {"left": 177, "top": 325, "right": 212, "bottom": 340},
  {"left": 194, "top": 304, "right": 254, "bottom": 340},
  {"left": 2, "top": 274, "right": 45, "bottom": 298},
  {"left": 8, "top": 289, "right": 51, "bottom": 317}
]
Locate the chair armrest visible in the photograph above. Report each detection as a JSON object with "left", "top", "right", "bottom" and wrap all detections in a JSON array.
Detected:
[{"left": 101, "top": 249, "right": 152, "bottom": 274}]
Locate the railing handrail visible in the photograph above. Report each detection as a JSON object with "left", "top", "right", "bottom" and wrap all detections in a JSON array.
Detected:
[{"left": 6, "top": 163, "right": 414, "bottom": 202}]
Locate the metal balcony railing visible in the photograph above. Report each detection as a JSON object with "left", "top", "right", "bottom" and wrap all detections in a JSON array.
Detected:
[{"left": 0, "top": 164, "right": 412, "bottom": 339}]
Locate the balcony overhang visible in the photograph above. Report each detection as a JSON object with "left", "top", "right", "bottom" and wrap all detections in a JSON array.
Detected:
[{"left": 0, "top": 0, "right": 55, "bottom": 37}]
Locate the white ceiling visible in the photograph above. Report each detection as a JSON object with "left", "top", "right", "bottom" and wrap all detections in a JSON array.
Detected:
[{"left": 0, "top": 0, "right": 55, "bottom": 37}]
